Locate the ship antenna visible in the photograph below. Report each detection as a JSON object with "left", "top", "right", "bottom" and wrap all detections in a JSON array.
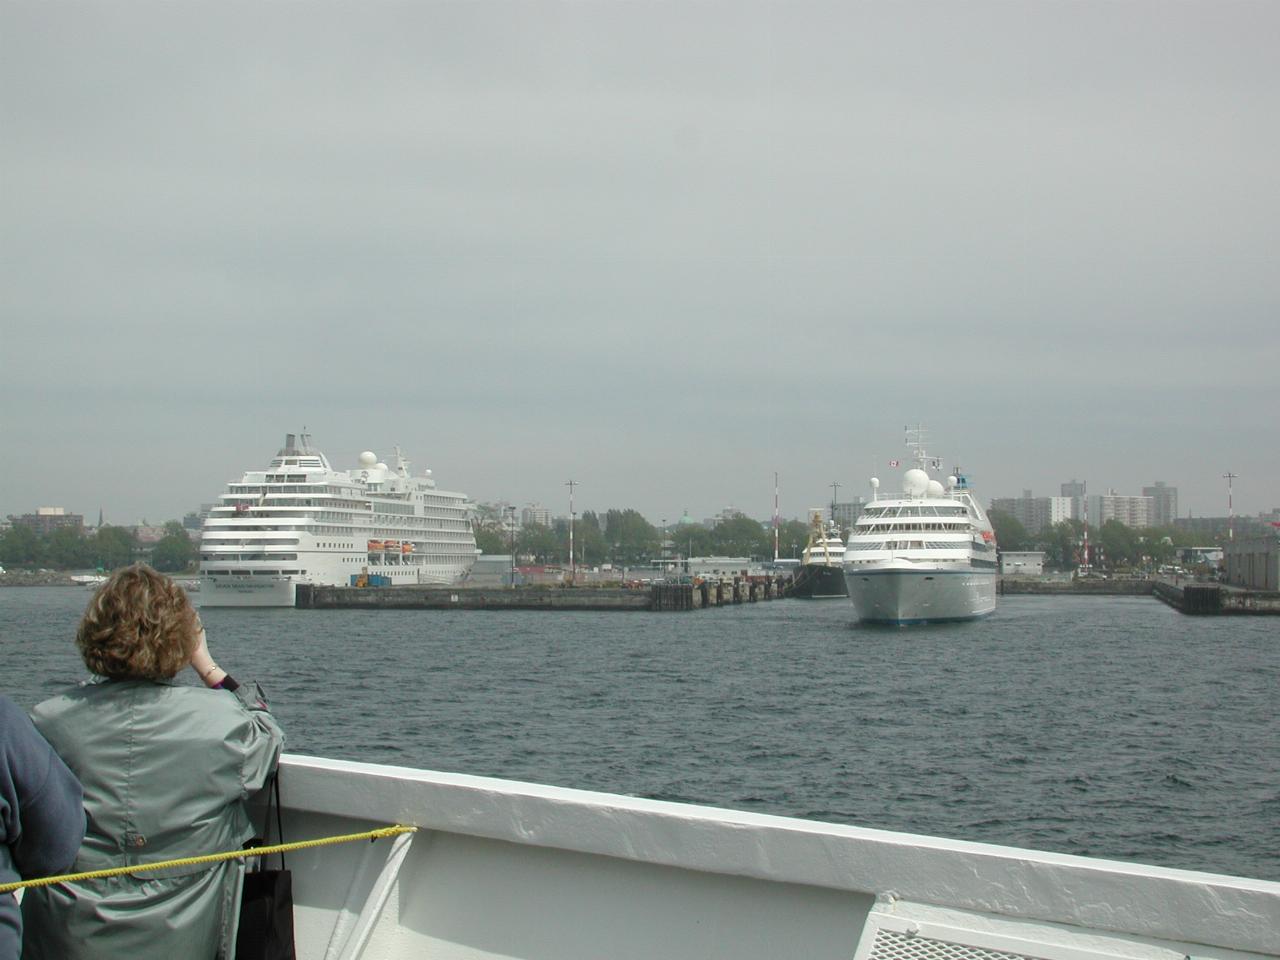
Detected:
[{"left": 905, "top": 423, "right": 928, "bottom": 468}]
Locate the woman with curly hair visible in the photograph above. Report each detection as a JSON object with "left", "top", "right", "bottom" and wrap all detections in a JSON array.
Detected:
[{"left": 21, "top": 564, "right": 284, "bottom": 959}]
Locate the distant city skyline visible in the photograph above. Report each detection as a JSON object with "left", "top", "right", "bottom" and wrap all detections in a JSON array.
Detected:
[
  {"left": 3, "top": 3, "right": 1277, "bottom": 527},
  {"left": 5, "top": 453, "right": 1271, "bottom": 534}
]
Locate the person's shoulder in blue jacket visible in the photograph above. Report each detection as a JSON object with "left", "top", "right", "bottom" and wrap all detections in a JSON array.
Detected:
[{"left": 0, "top": 694, "right": 85, "bottom": 960}]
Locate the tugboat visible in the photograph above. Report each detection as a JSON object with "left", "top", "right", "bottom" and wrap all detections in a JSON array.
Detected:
[{"left": 789, "top": 508, "right": 848, "bottom": 599}]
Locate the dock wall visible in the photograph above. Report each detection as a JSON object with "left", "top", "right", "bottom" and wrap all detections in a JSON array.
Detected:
[
  {"left": 997, "top": 578, "right": 1155, "bottom": 596},
  {"left": 297, "top": 578, "right": 788, "bottom": 612},
  {"left": 1152, "top": 580, "right": 1280, "bottom": 615}
]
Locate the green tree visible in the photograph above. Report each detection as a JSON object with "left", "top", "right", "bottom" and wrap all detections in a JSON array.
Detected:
[
  {"left": 1096, "top": 519, "right": 1140, "bottom": 570},
  {"left": 46, "top": 527, "right": 92, "bottom": 569},
  {"left": 988, "top": 510, "right": 1029, "bottom": 552},
  {"left": 710, "top": 515, "right": 770, "bottom": 558},
  {"left": 568, "top": 511, "right": 608, "bottom": 565},
  {"left": 1035, "top": 519, "right": 1084, "bottom": 571},
  {"left": 151, "top": 522, "right": 198, "bottom": 573},
  {"left": 516, "top": 523, "right": 560, "bottom": 563},
  {"left": 0, "top": 525, "right": 41, "bottom": 567},
  {"left": 92, "top": 526, "right": 137, "bottom": 571},
  {"left": 774, "top": 519, "right": 812, "bottom": 559},
  {"left": 474, "top": 525, "right": 506, "bottom": 555},
  {"left": 671, "top": 523, "right": 715, "bottom": 558},
  {"left": 605, "top": 509, "right": 660, "bottom": 563}
]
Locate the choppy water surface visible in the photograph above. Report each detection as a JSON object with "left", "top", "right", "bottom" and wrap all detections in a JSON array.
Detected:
[{"left": 3, "top": 587, "right": 1276, "bottom": 880}]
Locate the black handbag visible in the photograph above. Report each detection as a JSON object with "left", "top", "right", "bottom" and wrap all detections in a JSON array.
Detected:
[{"left": 236, "top": 773, "right": 296, "bottom": 960}]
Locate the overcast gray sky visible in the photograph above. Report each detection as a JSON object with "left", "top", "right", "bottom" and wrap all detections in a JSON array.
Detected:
[{"left": 3, "top": 1, "right": 1277, "bottom": 526}]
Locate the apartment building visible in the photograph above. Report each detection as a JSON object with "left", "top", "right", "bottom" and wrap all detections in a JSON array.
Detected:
[
  {"left": 1142, "top": 482, "right": 1178, "bottom": 527},
  {"left": 1087, "top": 493, "right": 1153, "bottom": 529},
  {"left": 989, "top": 491, "right": 1074, "bottom": 532}
]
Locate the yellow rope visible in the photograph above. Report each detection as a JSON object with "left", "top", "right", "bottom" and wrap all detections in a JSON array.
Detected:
[{"left": 0, "top": 824, "right": 418, "bottom": 894}]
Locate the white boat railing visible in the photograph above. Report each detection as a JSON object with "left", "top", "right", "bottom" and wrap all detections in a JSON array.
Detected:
[{"left": 266, "top": 755, "right": 1279, "bottom": 960}]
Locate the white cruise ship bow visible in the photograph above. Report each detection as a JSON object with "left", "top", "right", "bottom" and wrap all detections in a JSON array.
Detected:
[{"left": 843, "top": 432, "right": 997, "bottom": 624}]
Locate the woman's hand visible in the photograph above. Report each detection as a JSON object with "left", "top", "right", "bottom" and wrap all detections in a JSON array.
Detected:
[{"left": 189, "top": 621, "right": 228, "bottom": 688}]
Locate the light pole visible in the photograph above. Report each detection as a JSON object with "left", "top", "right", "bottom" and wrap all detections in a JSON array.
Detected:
[
  {"left": 1223, "top": 472, "right": 1237, "bottom": 541},
  {"left": 565, "top": 479, "right": 578, "bottom": 585},
  {"left": 506, "top": 505, "right": 517, "bottom": 588}
]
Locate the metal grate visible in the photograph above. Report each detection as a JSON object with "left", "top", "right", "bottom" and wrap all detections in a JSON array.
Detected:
[{"left": 869, "top": 930, "right": 1041, "bottom": 960}]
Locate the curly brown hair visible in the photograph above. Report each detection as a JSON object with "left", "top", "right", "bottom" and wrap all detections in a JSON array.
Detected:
[{"left": 76, "top": 564, "right": 200, "bottom": 680}]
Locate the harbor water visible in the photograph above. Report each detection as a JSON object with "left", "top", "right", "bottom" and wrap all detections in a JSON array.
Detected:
[{"left": 2, "top": 587, "right": 1276, "bottom": 881}]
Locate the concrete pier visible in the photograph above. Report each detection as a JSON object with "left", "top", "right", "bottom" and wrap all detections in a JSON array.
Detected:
[
  {"left": 1152, "top": 580, "right": 1280, "bottom": 615},
  {"left": 296, "top": 577, "right": 790, "bottom": 612}
]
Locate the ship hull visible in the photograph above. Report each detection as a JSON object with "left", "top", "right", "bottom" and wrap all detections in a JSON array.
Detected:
[
  {"left": 198, "top": 575, "right": 298, "bottom": 607},
  {"left": 789, "top": 563, "right": 849, "bottom": 599},
  {"left": 844, "top": 564, "right": 996, "bottom": 624}
]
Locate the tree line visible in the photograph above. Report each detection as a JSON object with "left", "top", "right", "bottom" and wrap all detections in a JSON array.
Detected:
[
  {"left": 0, "top": 522, "right": 199, "bottom": 574},
  {"left": 474, "top": 508, "right": 816, "bottom": 566},
  {"left": 987, "top": 511, "right": 1218, "bottom": 571}
]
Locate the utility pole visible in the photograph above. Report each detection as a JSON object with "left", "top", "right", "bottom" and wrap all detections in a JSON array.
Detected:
[
  {"left": 565, "top": 479, "right": 578, "bottom": 585},
  {"left": 1223, "top": 472, "right": 1237, "bottom": 541},
  {"left": 773, "top": 472, "right": 780, "bottom": 562},
  {"left": 1082, "top": 480, "right": 1090, "bottom": 576},
  {"left": 506, "top": 505, "right": 517, "bottom": 588}
]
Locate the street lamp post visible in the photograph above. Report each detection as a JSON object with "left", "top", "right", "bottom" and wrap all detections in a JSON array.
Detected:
[
  {"left": 565, "top": 479, "right": 578, "bottom": 586},
  {"left": 506, "top": 505, "right": 517, "bottom": 588}
]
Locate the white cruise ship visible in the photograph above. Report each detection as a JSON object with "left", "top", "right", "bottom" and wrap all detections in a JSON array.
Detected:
[
  {"left": 843, "top": 435, "right": 997, "bottom": 624},
  {"left": 199, "top": 433, "right": 477, "bottom": 606}
]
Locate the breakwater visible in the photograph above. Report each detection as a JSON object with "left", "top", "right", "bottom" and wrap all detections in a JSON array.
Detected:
[
  {"left": 296, "top": 578, "right": 789, "bottom": 612},
  {"left": 999, "top": 576, "right": 1280, "bottom": 615},
  {"left": 1152, "top": 580, "right": 1280, "bottom": 615},
  {"left": 998, "top": 578, "right": 1154, "bottom": 596}
]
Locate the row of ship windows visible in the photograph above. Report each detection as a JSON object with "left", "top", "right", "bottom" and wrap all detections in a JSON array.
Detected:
[
  {"left": 856, "top": 523, "right": 971, "bottom": 532},
  {"left": 861, "top": 506, "right": 969, "bottom": 518},
  {"left": 230, "top": 485, "right": 466, "bottom": 510},
  {"left": 204, "top": 554, "right": 471, "bottom": 565},
  {"left": 213, "top": 512, "right": 469, "bottom": 530},
  {"left": 202, "top": 554, "right": 299, "bottom": 561},
  {"left": 207, "top": 570, "right": 305, "bottom": 576},
  {"left": 846, "top": 541, "right": 965, "bottom": 551}
]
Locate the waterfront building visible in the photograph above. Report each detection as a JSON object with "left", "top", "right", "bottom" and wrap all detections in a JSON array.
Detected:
[
  {"left": 999, "top": 551, "right": 1045, "bottom": 576},
  {"left": 704, "top": 507, "right": 747, "bottom": 528},
  {"left": 1061, "top": 479, "right": 1087, "bottom": 524},
  {"left": 10, "top": 507, "right": 84, "bottom": 537},
  {"left": 989, "top": 492, "right": 1073, "bottom": 532},
  {"left": 1176, "top": 546, "right": 1223, "bottom": 568},
  {"left": 1087, "top": 492, "right": 1152, "bottom": 529},
  {"left": 1223, "top": 531, "right": 1280, "bottom": 590},
  {"left": 1172, "top": 515, "right": 1267, "bottom": 540},
  {"left": 1142, "top": 482, "right": 1178, "bottom": 527},
  {"left": 830, "top": 498, "right": 867, "bottom": 530},
  {"left": 521, "top": 504, "right": 551, "bottom": 528}
]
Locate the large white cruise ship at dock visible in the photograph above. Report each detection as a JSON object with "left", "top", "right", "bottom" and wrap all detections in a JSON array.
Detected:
[
  {"left": 843, "top": 432, "right": 997, "bottom": 624},
  {"left": 199, "top": 433, "right": 477, "bottom": 606}
]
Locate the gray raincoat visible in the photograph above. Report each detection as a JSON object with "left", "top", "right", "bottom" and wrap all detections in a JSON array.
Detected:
[{"left": 21, "top": 678, "right": 283, "bottom": 960}]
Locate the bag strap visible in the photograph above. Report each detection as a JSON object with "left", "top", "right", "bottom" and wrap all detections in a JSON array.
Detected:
[{"left": 261, "top": 771, "right": 287, "bottom": 870}]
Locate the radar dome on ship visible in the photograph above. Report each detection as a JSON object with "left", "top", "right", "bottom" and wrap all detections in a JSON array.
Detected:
[
  {"left": 903, "top": 468, "right": 930, "bottom": 497},
  {"left": 927, "top": 479, "right": 946, "bottom": 497},
  {"left": 359, "top": 451, "right": 377, "bottom": 467}
]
